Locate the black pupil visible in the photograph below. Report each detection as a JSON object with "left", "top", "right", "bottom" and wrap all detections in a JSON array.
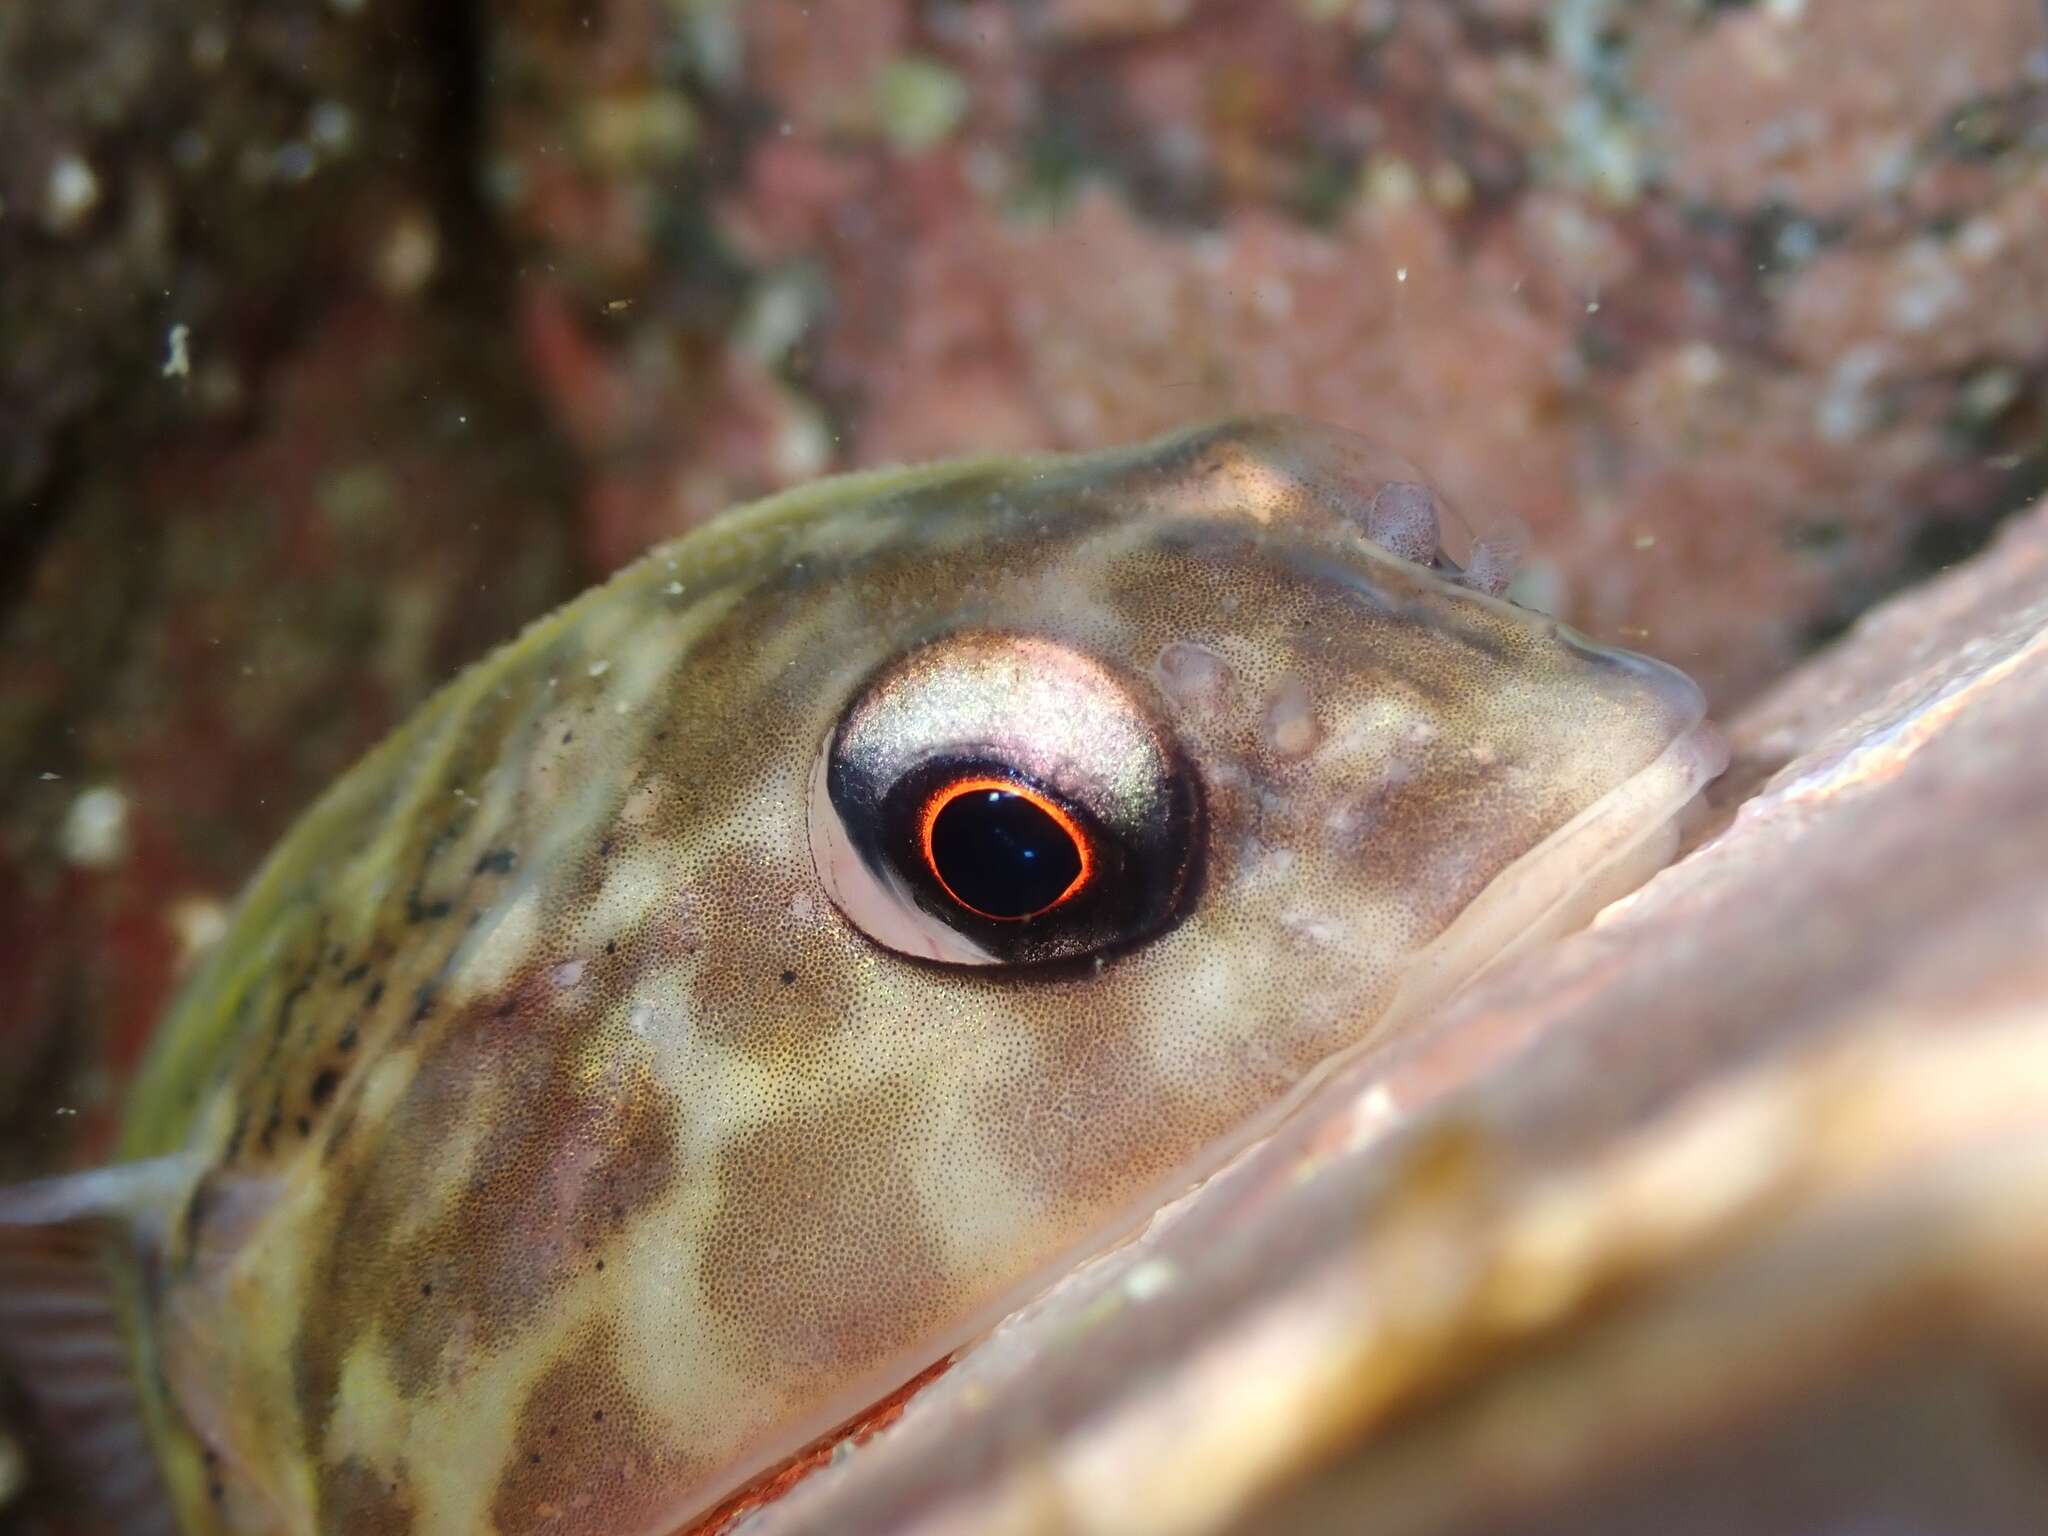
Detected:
[{"left": 929, "top": 788, "right": 1082, "bottom": 919}]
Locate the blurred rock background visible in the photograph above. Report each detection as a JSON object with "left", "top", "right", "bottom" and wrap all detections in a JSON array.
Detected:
[{"left": 4, "top": 0, "right": 2048, "bottom": 1174}]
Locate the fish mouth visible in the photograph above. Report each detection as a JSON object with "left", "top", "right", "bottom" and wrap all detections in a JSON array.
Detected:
[{"left": 1382, "top": 650, "right": 1727, "bottom": 1032}]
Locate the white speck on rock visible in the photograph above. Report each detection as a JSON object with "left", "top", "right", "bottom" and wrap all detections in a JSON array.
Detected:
[
  {"left": 1816, "top": 344, "right": 1891, "bottom": 443},
  {"left": 773, "top": 408, "right": 832, "bottom": 482},
  {"left": 588, "top": 659, "right": 612, "bottom": 677},
  {"left": 61, "top": 786, "right": 129, "bottom": 867},
  {"left": 162, "top": 323, "right": 192, "bottom": 380},
  {"left": 168, "top": 895, "right": 230, "bottom": 960},
  {"left": 377, "top": 211, "right": 440, "bottom": 296},
  {"left": 1956, "top": 217, "right": 2005, "bottom": 265},
  {"left": 551, "top": 959, "right": 586, "bottom": 990},
  {"left": 309, "top": 101, "right": 356, "bottom": 156},
  {"left": 1889, "top": 242, "right": 1966, "bottom": 335},
  {"left": 45, "top": 152, "right": 100, "bottom": 233},
  {"left": 1252, "top": 277, "right": 1293, "bottom": 320}
]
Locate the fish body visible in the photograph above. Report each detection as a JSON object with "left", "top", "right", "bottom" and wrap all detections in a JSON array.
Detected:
[{"left": 0, "top": 416, "right": 1722, "bottom": 1534}]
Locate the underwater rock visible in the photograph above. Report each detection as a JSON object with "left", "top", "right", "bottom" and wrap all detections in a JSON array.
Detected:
[
  {"left": 0, "top": 0, "right": 494, "bottom": 515},
  {"left": 494, "top": 0, "right": 2048, "bottom": 702},
  {"left": 0, "top": 303, "right": 575, "bottom": 1171}
]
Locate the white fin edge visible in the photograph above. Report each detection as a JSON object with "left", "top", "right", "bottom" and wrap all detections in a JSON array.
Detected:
[
  {"left": 0, "top": 1153, "right": 206, "bottom": 1230},
  {"left": 0, "top": 1155, "right": 203, "bottom": 1536}
]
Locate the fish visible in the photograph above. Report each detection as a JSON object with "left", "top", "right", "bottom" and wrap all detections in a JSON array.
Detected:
[{"left": 0, "top": 415, "right": 1724, "bottom": 1535}]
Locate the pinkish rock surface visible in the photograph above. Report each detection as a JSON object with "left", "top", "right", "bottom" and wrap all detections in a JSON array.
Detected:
[{"left": 491, "top": 0, "right": 2048, "bottom": 702}]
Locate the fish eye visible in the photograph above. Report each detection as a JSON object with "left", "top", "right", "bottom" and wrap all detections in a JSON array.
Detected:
[{"left": 810, "top": 632, "right": 1201, "bottom": 967}]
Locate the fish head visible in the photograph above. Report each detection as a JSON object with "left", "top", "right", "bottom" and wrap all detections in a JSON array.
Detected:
[{"left": 623, "top": 413, "right": 1722, "bottom": 1494}]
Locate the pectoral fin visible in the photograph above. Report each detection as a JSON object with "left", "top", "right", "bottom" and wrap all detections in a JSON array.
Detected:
[{"left": 0, "top": 1156, "right": 203, "bottom": 1536}]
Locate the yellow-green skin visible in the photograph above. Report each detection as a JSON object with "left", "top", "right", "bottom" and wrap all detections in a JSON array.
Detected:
[{"left": 116, "top": 417, "right": 1714, "bottom": 1535}]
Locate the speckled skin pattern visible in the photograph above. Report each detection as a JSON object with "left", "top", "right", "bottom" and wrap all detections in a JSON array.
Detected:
[{"left": 112, "top": 416, "right": 1708, "bottom": 1535}]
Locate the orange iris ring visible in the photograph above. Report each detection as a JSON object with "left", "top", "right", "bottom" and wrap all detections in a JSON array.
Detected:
[{"left": 916, "top": 775, "right": 1095, "bottom": 921}]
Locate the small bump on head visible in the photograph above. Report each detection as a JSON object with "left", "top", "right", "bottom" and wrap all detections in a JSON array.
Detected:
[
  {"left": 1356, "top": 480, "right": 1441, "bottom": 565},
  {"left": 1263, "top": 677, "right": 1320, "bottom": 760},
  {"left": 1457, "top": 520, "right": 1528, "bottom": 597},
  {"left": 1154, "top": 641, "right": 1235, "bottom": 717}
]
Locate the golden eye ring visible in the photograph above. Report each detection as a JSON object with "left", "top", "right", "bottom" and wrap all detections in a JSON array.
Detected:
[{"left": 916, "top": 775, "right": 1095, "bottom": 922}]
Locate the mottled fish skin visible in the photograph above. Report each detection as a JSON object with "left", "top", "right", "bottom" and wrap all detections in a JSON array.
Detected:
[{"left": 105, "top": 416, "right": 1717, "bottom": 1535}]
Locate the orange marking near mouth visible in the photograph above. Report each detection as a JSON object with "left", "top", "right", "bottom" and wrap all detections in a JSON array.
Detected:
[{"left": 681, "top": 1354, "right": 957, "bottom": 1536}]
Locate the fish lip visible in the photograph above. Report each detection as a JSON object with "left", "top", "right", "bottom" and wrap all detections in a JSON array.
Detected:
[
  {"left": 1560, "top": 626, "right": 1717, "bottom": 734},
  {"left": 1379, "top": 699, "right": 1727, "bottom": 1035},
  {"left": 1559, "top": 626, "right": 1730, "bottom": 794},
  {"left": 1681, "top": 714, "right": 1732, "bottom": 783}
]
